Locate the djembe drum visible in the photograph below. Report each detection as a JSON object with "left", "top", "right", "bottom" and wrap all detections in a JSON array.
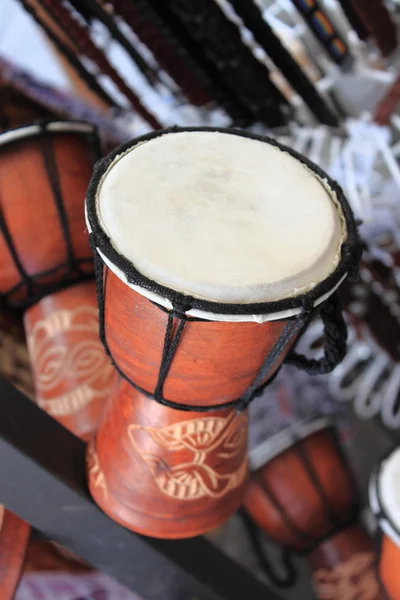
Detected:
[
  {"left": 244, "top": 418, "right": 383, "bottom": 599},
  {"left": 0, "top": 120, "right": 116, "bottom": 439},
  {"left": 85, "top": 127, "right": 360, "bottom": 539},
  {"left": 370, "top": 446, "right": 400, "bottom": 599},
  {"left": 0, "top": 121, "right": 117, "bottom": 599}
]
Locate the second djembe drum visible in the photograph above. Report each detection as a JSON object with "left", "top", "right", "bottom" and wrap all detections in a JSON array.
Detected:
[
  {"left": 244, "top": 419, "right": 383, "bottom": 599},
  {"left": 85, "top": 127, "right": 360, "bottom": 539},
  {"left": 0, "top": 120, "right": 116, "bottom": 597},
  {"left": 370, "top": 446, "right": 400, "bottom": 599},
  {"left": 0, "top": 120, "right": 116, "bottom": 438}
]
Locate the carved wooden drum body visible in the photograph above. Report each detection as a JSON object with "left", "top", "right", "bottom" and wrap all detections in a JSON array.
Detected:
[
  {"left": 85, "top": 126, "right": 360, "bottom": 539},
  {"left": 245, "top": 419, "right": 383, "bottom": 600},
  {"left": 370, "top": 446, "right": 400, "bottom": 599},
  {"left": 0, "top": 508, "right": 30, "bottom": 600},
  {"left": 0, "top": 120, "right": 116, "bottom": 438},
  {"left": 0, "top": 120, "right": 99, "bottom": 311}
]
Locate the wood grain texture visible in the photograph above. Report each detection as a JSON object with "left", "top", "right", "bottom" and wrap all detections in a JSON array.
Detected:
[
  {"left": 88, "top": 269, "right": 298, "bottom": 538},
  {"left": 244, "top": 427, "right": 383, "bottom": 598},
  {"left": 0, "top": 508, "right": 31, "bottom": 600},
  {"left": 379, "top": 534, "right": 400, "bottom": 600},
  {"left": 0, "top": 130, "right": 94, "bottom": 305},
  {"left": 24, "top": 282, "right": 116, "bottom": 441}
]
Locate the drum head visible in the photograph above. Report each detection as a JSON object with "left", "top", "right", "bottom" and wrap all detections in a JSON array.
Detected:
[{"left": 86, "top": 127, "right": 360, "bottom": 322}]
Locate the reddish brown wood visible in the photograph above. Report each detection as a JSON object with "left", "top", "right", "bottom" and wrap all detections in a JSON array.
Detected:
[
  {"left": 379, "top": 534, "right": 400, "bottom": 599},
  {"left": 0, "top": 282, "right": 115, "bottom": 597},
  {"left": 0, "top": 508, "right": 31, "bottom": 600},
  {"left": 309, "top": 526, "right": 382, "bottom": 599},
  {"left": 24, "top": 281, "right": 116, "bottom": 441},
  {"left": 244, "top": 428, "right": 356, "bottom": 551},
  {"left": 244, "top": 426, "right": 383, "bottom": 599},
  {"left": 88, "top": 382, "right": 249, "bottom": 538},
  {"left": 0, "top": 129, "right": 95, "bottom": 306},
  {"left": 88, "top": 269, "right": 298, "bottom": 538}
]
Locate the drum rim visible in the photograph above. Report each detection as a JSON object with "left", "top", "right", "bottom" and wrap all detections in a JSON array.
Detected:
[
  {"left": 0, "top": 119, "right": 97, "bottom": 149},
  {"left": 249, "top": 417, "right": 333, "bottom": 471},
  {"left": 369, "top": 447, "right": 400, "bottom": 547},
  {"left": 86, "top": 126, "right": 361, "bottom": 322}
]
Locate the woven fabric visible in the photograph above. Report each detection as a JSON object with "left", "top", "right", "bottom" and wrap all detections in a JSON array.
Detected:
[
  {"left": 225, "top": 0, "right": 338, "bottom": 126},
  {"left": 157, "top": 0, "right": 290, "bottom": 127}
]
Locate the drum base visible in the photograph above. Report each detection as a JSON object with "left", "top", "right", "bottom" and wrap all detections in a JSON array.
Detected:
[{"left": 87, "top": 469, "right": 244, "bottom": 539}]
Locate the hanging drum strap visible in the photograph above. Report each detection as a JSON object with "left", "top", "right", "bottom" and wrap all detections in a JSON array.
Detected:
[{"left": 286, "top": 293, "right": 347, "bottom": 375}]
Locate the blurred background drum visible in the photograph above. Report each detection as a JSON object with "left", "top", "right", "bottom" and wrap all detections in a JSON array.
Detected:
[{"left": 245, "top": 419, "right": 383, "bottom": 599}]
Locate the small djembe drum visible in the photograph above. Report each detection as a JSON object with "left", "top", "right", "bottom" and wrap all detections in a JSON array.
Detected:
[
  {"left": 244, "top": 418, "right": 383, "bottom": 599},
  {"left": 0, "top": 120, "right": 116, "bottom": 438},
  {"left": 370, "top": 446, "right": 400, "bottom": 599},
  {"left": 0, "top": 120, "right": 117, "bottom": 598},
  {"left": 85, "top": 127, "right": 360, "bottom": 539}
]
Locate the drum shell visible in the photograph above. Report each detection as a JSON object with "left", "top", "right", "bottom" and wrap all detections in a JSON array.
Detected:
[
  {"left": 104, "top": 270, "right": 296, "bottom": 407},
  {"left": 24, "top": 282, "right": 116, "bottom": 441},
  {"left": 0, "top": 130, "right": 95, "bottom": 308},
  {"left": 87, "top": 379, "right": 248, "bottom": 538},
  {"left": 243, "top": 427, "right": 356, "bottom": 552},
  {"left": 379, "top": 534, "right": 400, "bottom": 599}
]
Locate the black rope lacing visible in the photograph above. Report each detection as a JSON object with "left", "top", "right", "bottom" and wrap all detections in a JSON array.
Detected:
[
  {"left": 241, "top": 426, "right": 360, "bottom": 589},
  {"left": 287, "top": 293, "right": 348, "bottom": 375},
  {"left": 0, "top": 120, "right": 100, "bottom": 312},
  {"left": 86, "top": 126, "right": 362, "bottom": 413},
  {"left": 238, "top": 507, "right": 297, "bottom": 589}
]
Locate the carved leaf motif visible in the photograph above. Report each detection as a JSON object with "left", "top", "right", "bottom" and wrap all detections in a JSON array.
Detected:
[{"left": 128, "top": 414, "right": 247, "bottom": 501}]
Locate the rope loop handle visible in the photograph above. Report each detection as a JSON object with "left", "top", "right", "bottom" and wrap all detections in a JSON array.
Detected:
[{"left": 286, "top": 293, "right": 347, "bottom": 375}]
